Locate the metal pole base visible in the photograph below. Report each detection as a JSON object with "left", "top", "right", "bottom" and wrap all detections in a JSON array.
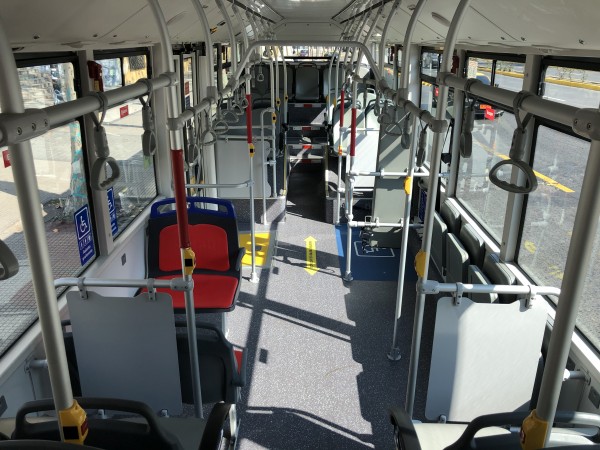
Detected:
[
  {"left": 387, "top": 347, "right": 401, "bottom": 361},
  {"left": 343, "top": 272, "right": 353, "bottom": 282},
  {"left": 250, "top": 272, "right": 260, "bottom": 283}
]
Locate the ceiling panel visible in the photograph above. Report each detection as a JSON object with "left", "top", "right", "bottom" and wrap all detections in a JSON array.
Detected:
[{"left": 2, "top": 0, "right": 600, "bottom": 55}]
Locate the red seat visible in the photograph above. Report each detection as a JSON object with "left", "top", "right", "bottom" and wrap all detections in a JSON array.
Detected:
[
  {"left": 147, "top": 274, "right": 238, "bottom": 310},
  {"left": 145, "top": 197, "right": 244, "bottom": 313}
]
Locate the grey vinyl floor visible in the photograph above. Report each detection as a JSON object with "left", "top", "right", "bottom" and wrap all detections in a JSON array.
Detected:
[{"left": 227, "top": 164, "right": 437, "bottom": 449}]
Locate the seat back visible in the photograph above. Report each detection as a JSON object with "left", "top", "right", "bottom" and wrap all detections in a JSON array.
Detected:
[
  {"left": 147, "top": 197, "right": 240, "bottom": 278},
  {"left": 483, "top": 253, "right": 517, "bottom": 303},
  {"left": 295, "top": 65, "right": 320, "bottom": 102},
  {"left": 250, "top": 63, "right": 271, "bottom": 108},
  {"left": 467, "top": 265, "right": 498, "bottom": 303},
  {"left": 13, "top": 397, "right": 182, "bottom": 450},
  {"left": 440, "top": 200, "right": 461, "bottom": 235},
  {"left": 431, "top": 212, "right": 448, "bottom": 278},
  {"left": 176, "top": 321, "right": 245, "bottom": 405},
  {"left": 460, "top": 223, "right": 485, "bottom": 268},
  {"left": 446, "top": 234, "right": 469, "bottom": 283},
  {"left": 426, "top": 297, "right": 546, "bottom": 422},
  {"left": 66, "top": 291, "right": 183, "bottom": 415}
]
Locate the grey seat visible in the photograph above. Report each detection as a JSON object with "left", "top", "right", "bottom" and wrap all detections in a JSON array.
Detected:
[
  {"left": 176, "top": 321, "right": 246, "bottom": 405},
  {"left": 446, "top": 233, "right": 469, "bottom": 283},
  {"left": 440, "top": 200, "right": 461, "bottom": 235},
  {"left": 431, "top": 212, "right": 448, "bottom": 279},
  {"left": 468, "top": 265, "right": 499, "bottom": 303},
  {"left": 460, "top": 223, "right": 485, "bottom": 268},
  {"left": 251, "top": 63, "right": 271, "bottom": 108},
  {"left": 295, "top": 65, "right": 320, "bottom": 102},
  {"left": 483, "top": 253, "right": 517, "bottom": 303}
]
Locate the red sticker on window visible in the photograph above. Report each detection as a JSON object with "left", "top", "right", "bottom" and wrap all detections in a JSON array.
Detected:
[
  {"left": 185, "top": 81, "right": 190, "bottom": 95},
  {"left": 119, "top": 105, "right": 129, "bottom": 118},
  {"left": 485, "top": 108, "right": 495, "bottom": 121},
  {"left": 2, "top": 149, "right": 10, "bottom": 168}
]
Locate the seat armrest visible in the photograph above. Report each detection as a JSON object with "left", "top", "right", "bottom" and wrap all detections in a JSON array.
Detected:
[
  {"left": 199, "top": 403, "right": 233, "bottom": 450},
  {"left": 235, "top": 247, "right": 246, "bottom": 271},
  {"left": 233, "top": 350, "right": 247, "bottom": 388},
  {"left": 389, "top": 407, "right": 422, "bottom": 450}
]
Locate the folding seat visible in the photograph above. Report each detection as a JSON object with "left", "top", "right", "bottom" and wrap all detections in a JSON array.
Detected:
[{"left": 146, "top": 197, "right": 245, "bottom": 312}]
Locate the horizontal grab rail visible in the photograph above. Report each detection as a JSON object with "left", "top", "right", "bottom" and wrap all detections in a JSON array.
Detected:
[{"left": 54, "top": 277, "right": 192, "bottom": 291}]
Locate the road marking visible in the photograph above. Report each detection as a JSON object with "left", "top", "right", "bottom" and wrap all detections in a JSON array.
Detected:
[
  {"left": 524, "top": 241, "right": 537, "bottom": 254},
  {"left": 304, "top": 236, "right": 318, "bottom": 275}
]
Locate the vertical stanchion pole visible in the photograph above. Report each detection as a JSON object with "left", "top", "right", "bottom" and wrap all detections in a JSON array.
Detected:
[
  {"left": 0, "top": 14, "right": 86, "bottom": 444},
  {"left": 336, "top": 88, "right": 346, "bottom": 225},
  {"left": 388, "top": 0, "right": 428, "bottom": 361},
  {"left": 148, "top": 0, "right": 203, "bottom": 418},
  {"left": 522, "top": 139, "right": 600, "bottom": 448},
  {"left": 343, "top": 81, "right": 358, "bottom": 282},
  {"left": 405, "top": 0, "right": 472, "bottom": 417},
  {"left": 245, "top": 78, "right": 259, "bottom": 284}
]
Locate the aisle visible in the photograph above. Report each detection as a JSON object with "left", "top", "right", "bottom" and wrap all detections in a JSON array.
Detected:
[{"left": 230, "top": 165, "right": 419, "bottom": 449}]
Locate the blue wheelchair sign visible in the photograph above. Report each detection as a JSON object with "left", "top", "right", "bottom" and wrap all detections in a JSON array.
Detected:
[{"left": 74, "top": 204, "right": 95, "bottom": 266}]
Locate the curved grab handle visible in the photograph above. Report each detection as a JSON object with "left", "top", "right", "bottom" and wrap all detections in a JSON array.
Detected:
[
  {"left": 233, "top": 103, "right": 245, "bottom": 116},
  {"left": 91, "top": 157, "right": 120, "bottom": 191},
  {"left": 200, "top": 129, "right": 217, "bottom": 147},
  {"left": 212, "top": 119, "right": 230, "bottom": 135},
  {"left": 239, "top": 97, "right": 249, "bottom": 110},
  {"left": 489, "top": 159, "right": 538, "bottom": 194},
  {"left": 256, "top": 72, "right": 265, "bottom": 82},
  {"left": 141, "top": 129, "right": 157, "bottom": 157},
  {"left": 222, "top": 109, "right": 239, "bottom": 124},
  {"left": 377, "top": 111, "right": 393, "bottom": 125},
  {"left": 0, "top": 240, "right": 18, "bottom": 280}
]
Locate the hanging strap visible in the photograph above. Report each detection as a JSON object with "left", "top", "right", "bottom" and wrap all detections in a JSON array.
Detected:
[
  {"left": 88, "top": 91, "right": 120, "bottom": 190},
  {"left": 459, "top": 78, "right": 481, "bottom": 159},
  {"left": 138, "top": 79, "right": 157, "bottom": 157},
  {"left": 416, "top": 119, "right": 428, "bottom": 168},
  {"left": 489, "top": 90, "right": 538, "bottom": 194}
]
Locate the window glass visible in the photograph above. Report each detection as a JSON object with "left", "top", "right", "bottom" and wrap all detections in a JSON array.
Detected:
[
  {"left": 124, "top": 55, "right": 148, "bottom": 86},
  {"left": 467, "top": 57, "right": 524, "bottom": 93},
  {"left": 518, "top": 126, "right": 600, "bottom": 348},
  {"left": 543, "top": 66, "right": 600, "bottom": 109},
  {"left": 103, "top": 101, "right": 157, "bottom": 235},
  {"left": 455, "top": 110, "right": 513, "bottom": 242},
  {"left": 0, "top": 121, "right": 91, "bottom": 356},
  {"left": 98, "top": 58, "right": 122, "bottom": 91},
  {"left": 0, "top": 63, "right": 94, "bottom": 356},
  {"left": 183, "top": 56, "right": 194, "bottom": 108},
  {"left": 494, "top": 60, "right": 524, "bottom": 92},
  {"left": 421, "top": 51, "right": 441, "bottom": 77}
]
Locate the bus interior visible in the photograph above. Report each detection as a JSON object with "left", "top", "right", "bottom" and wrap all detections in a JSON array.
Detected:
[{"left": 0, "top": 0, "right": 599, "bottom": 449}]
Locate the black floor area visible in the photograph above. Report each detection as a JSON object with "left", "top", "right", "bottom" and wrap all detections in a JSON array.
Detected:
[{"left": 228, "top": 164, "right": 435, "bottom": 449}]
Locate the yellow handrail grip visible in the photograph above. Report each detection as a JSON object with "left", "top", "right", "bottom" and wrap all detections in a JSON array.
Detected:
[
  {"left": 59, "top": 400, "right": 88, "bottom": 444},
  {"left": 404, "top": 176, "right": 412, "bottom": 195},
  {"left": 414, "top": 250, "right": 427, "bottom": 278},
  {"left": 520, "top": 410, "right": 548, "bottom": 450},
  {"left": 248, "top": 142, "right": 255, "bottom": 158},
  {"left": 182, "top": 247, "right": 196, "bottom": 275}
]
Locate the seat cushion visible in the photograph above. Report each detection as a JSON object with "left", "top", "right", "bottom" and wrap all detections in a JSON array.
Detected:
[
  {"left": 148, "top": 274, "right": 238, "bottom": 310},
  {"left": 158, "top": 224, "right": 230, "bottom": 272}
]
